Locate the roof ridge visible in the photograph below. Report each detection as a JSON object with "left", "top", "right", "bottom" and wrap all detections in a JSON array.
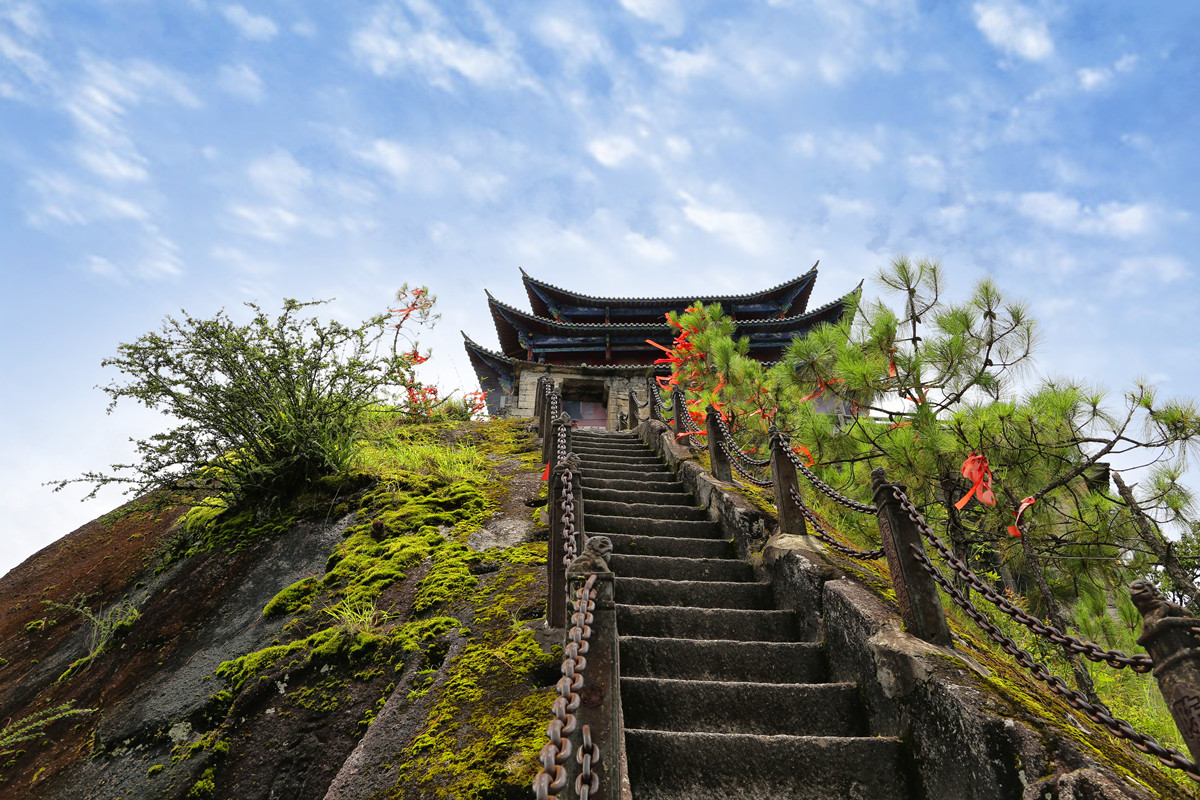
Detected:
[{"left": 518, "top": 263, "right": 819, "bottom": 306}]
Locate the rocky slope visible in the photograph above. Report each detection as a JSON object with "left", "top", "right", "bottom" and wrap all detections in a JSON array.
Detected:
[{"left": 0, "top": 419, "right": 555, "bottom": 800}]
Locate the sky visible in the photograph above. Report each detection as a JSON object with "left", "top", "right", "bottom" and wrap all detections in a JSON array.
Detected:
[{"left": 2, "top": 0, "right": 1199, "bottom": 578}]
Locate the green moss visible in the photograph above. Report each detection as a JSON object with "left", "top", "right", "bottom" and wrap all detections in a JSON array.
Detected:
[
  {"left": 264, "top": 576, "right": 319, "bottom": 617},
  {"left": 147, "top": 764, "right": 164, "bottom": 776},
  {"left": 186, "top": 767, "right": 215, "bottom": 799}
]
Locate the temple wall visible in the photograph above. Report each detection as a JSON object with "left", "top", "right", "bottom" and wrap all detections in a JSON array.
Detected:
[{"left": 510, "top": 366, "right": 653, "bottom": 430}]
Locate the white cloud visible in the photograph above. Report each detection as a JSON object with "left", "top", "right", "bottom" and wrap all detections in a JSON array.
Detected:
[
  {"left": 1014, "top": 191, "right": 1153, "bottom": 238},
  {"left": 351, "top": 1, "right": 534, "bottom": 91},
  {"left": 792, "top": 130, "right": 884, "bottom": 171},
  {"left": 822, "top": 195, "right": 874, "bottom": 218},
  {"left": 625, "top": 232, "right": 673, "bottom": 263},
  {"left": 247, "top": 149, "right": 311, "bottom": 204},
  {"left": 1077, "top": 54, "right": 1137, "bottom": 91},
  {"left": 229, "top": 203, "right": 301, "bottom": 242},
  {"left": 972, "top": 2, "right": 1053, "bottom": 62},
  {"left": 587, "top": 135, "right": 640, "bottom": 168},
  {"left": 27, "top": 171, "right": 149, "bottom": 225},
  {"left": 62, "top": 57, "right": 198, "bottom": 184},
  {"left": 618, "top": 0, "right": 682, "bottom": 32},
  {"left": 357, "top": 138, "right": 411, "bottom": 183},
  {"left": 646, "top": 45, "right": 718, "bottom": 84},
  {"left": 217, "top": 63, "right": 263, "bottom": 101},
  {"left": 221, "top": 5, "right": 278, "bottom": 41},
  {"left": 1113, "top": 255, "right": 1190, "bottom": 287},
  {"left": 907, "top": 154, "right": 946, "bottom": 192},
  {"left": 679, "top": 192, "right": 772, "bottom": 256},
  {"left": 534, "top": 16, "right": 607, "bottom": 67}
]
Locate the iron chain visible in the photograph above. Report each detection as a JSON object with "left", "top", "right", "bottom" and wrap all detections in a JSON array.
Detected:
[
  {"left": 534, "top": 574, "right": 599, "bottom": 799},
  {"left": 890, "top": 488, "right": 1154, "bottom": 673},
  {"left": 714, "top": 413, "right": 772, "bottom": 467},
  {"left": 724, "top": 441, "right": 775, "bottom": 488},
  {"left": 781, "top": 442, "right": 878, "bottom": 515},
  {"left": 789, "top": 486, "right": 884, "bottom": 560},
  {"left": 560, "top": 465, "right": 578, "bottom": 568}
]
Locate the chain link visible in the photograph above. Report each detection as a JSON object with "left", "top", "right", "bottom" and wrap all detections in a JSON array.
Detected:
[
  {"left": 534, "top": 574, "right": 599, "bottom": 799},
  {"left": 789, "top": 486, "right": 884, "bottom": 559},
  {"left": 715, "top": 413, "right": 772, "bottom": 467},
  {"left": 723, "top": 441, "right": 775, "bottom": 488},
  {"left": 560, "top": 464, "right": 578, "bottom": 568},
  {"left": 778, "top": 437, "right": 879, "bottom": 515},
  {"left": 890, "top": 488, "right": 1154, "bottom": 672}
]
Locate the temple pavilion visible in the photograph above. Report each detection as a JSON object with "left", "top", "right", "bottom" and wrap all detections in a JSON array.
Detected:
[{"left": 463, "top": 265, "right": 856, "bottom": 429}]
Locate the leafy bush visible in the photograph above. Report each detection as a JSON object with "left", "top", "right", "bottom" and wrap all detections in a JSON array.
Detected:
[{"left": 53, "top": 298, "right": 414, "bottom": 508}]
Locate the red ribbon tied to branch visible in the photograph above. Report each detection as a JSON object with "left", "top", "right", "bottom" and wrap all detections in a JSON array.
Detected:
[
  {"left": 1007, "top": 496, "right": 1035, "bottom": 538},
  {"left": 792, "top": 444, "right": 814, "bottom": 467},
  {"left": 955, "top": 453, "right": 995, "bottom": 510}
]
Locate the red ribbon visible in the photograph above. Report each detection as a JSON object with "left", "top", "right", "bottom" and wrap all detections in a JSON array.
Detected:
[
  {"left": 541, "top": 462, "right": 550, "bottom": 481},
  {"left": 799, "top": 378, "right": 842, "bottom": 403},
  {"left": 1007, "top": 496, "right": 1035, "bottom": 537},
  {"left": 955, "top": 453, "right": 995, "bottom": 509},
  {"left": 792, "top": 444, "right": 814, "bottom": 467}
]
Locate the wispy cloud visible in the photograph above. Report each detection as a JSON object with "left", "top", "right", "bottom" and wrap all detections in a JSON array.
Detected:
[
  {"left": 617, "top": 0, "right": 683, "bottom": 34},
  {"left": 1013, "top": 191, "right": 1153, "bottom": 238},
  {"left": 63, "top": 56, "right": 199, "bottom": 184},
  {"left": 973, "top": 1, "right": 1053, "bottom": 62},
  {"left": 1077, "top": 54, "right": 1137, "bottom": 91},
  {"left": 27, "top": 171, "right": 149, "bottom": 225},
  {"left": 217, "top": 63, "right": 264, "bottom": 101},
  {"left": 679, "top": 192, "right": 773, "bottom": 256},
  {"left": 351, "top": 0, "right": 535, "bottom": 91},
  {"left": 221, "top": 5, "right": 278, "bottom": 41},
  {"left": 0, "top": 1, "right": 51, "bottom": 96}
]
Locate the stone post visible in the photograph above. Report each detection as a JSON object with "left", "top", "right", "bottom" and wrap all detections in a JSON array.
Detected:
[
  {"left": 649, "top": 389, "right": 664, "bottom": 423},
  {"left": 670, "top": 389, "right": 688, "bottom": 443},
  {"left": 627, "top": 389, "right": 640, "bottom": 431},
  {"left": 1132, "top": 579, "right": 1200, "bottom": 761},
  {"left": 768, "top": 427, "right": 807, "bottom": 536},
  {"left": 705, "top": 405, "right": 732, "bottom": 483},
  {"left": 548, "top": 453, "right": 584, "bottom": 629},
  {"left": 871, "top": 467, "right": 953, "bottom": 647},
  {"left": 541, "top": 387, "right": 561, "bottom": 464},
  {"left": 564, "top": 568, "right": 620, "bottom": 800},
  {"left": 533, "top": 375, "right": 549, "bottom": 426}
]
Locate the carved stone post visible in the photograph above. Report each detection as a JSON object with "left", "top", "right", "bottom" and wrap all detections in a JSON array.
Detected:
[
  {"left": 627, "top": 389, "right": 640, "bottom": 431},
  {"left": 706, "top": 405, "right": 732, "bottom": 483},
  {"left": 533, "top": 375, "right": 549, "bottom": 426},
  {"left": 871, "top": 467, "right": 952, "bottom": 647},
  {"left": 549, "top": 452, "right": 584, "bottom": 628},
  {"left": 541, "top": 388, "right": 561, "bottom": 464},
  {"left": 670, "top": 389, "right": 688, "bottom": 443},
  {"left": 649, "top": 389, "right": 664, "bottom": 423},
  {"left": 1132, "top": 579, "right": 1200, "bottom": 761},
  {"left": 566, "top": 566, "right": 619, "bottom": 800},
  {"left": 768, "top": 427, "right": 807, "bottom": 537}
]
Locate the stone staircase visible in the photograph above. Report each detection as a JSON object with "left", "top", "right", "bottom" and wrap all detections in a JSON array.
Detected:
[{"left": 572, "top": 430, "right": 913, "bottom": 800}]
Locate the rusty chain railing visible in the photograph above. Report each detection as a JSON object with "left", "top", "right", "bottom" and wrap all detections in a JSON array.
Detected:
[
  {"left": 887, "top": 488, "right": 1200, "bottom": 778},
  {"left": 789, "top": 485, "right": 884, "bottom": 560},
  {"left": 534, "top": 574, "right": 600, "bottom": 799}
]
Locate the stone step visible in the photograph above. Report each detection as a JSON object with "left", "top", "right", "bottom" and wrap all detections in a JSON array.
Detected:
[
  {"left": 582, "top": 467, "right": 677, "bottom": 482},
  {"left": 581, "top": 477, "right": 688, "bottom": 493},
  {"left": 623, "top": 730, "right": 912, "bottom": 800},
  {"left": 619, "top": 636, "right": 827, "bottom": 683},
  {"left": 585, "top": 487, "right": 693, "bottom": 506},
  {"left": 585, "top": 500, "right": 709, "bottom": 521},
  {"left": 578, "top": 454, "right": 667, "bottom": 469},
  {"left": 621, "top": 677, "right": 864, "bottom": 736},
  {"left": 572, "top": 443, "right": 657, "bottom": 456},
  {"left": 609, "top": 554, "right": 751, "bottom": 582},
  {"left": 604, "top": 533, "right": 734, "bottom": 560},
  {"left": 572, "top": 432, "right": 640, "bottom": 443},
  {"left": 615, "top": 576, "right": 767, "bottom": 608},
  {"left": 617, "top": 604, "right": 799, "bottom": 642},
  {"left": 589, "top": 517, "right": 723, "bottom": 539}
]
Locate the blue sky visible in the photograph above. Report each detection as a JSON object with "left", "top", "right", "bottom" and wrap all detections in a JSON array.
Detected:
[{"left": 2, "top": 0, "right": 1198, "bottom": 577}]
